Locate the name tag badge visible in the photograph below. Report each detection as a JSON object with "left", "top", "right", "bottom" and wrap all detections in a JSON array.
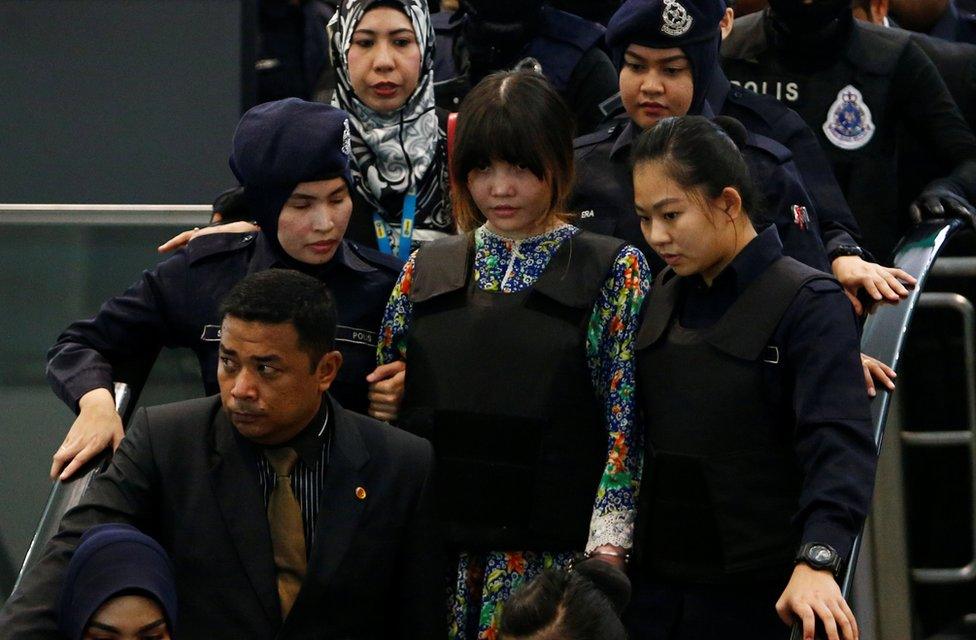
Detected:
[
  {"left": 200, "top": 325, "right": 222, "bottom": 342},
  {"left": 336, "top": 325, "right": 377, "bottom": 348}
]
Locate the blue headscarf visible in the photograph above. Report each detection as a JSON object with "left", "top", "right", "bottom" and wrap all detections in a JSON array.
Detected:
[
  {"left": 59, "top": 524, "right": 178, "bottom": 640},
  {"left": 606, "top": 0, "right": 726, "bottom": 115},
  {"left": 229, "top": 98, "right": 354, "bottom": 265}
]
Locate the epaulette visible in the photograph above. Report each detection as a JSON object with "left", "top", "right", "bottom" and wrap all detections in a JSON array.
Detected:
[
  {"left": 726, "top": 85, "right": 783, "bottom": 130},
  {"left": 850, "top": 22, "right": 909, "bottom": 75},
  {"left": 573, "top": 120, "right": 622, "bottom": 150},
  {"left": 186, "top": 231, "right": 257, "bottom": 265},
  {"left": 346, "top": 240, "right": 405, "bottom": 273},
  {"left": 744, "top": 131, "right": 793, "bottom": 165}
]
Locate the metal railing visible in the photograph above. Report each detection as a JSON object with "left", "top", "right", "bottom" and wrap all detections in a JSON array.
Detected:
[
  {"left": 790, "top": 217, "right": 969, "bottom": 640},
  {"left": 13, "top": 383, "right": 137, "bottom": 591},
  {"left": 0, "top": 204, "right": 211, "bottom": 227}
]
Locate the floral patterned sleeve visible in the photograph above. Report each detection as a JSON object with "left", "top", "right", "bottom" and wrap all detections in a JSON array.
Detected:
[
  {"left": 376, "top": 252, "right": 417, "bottom": 366},
  {"left": 584, "top": 245, "right": 651, "bottom": 552}
]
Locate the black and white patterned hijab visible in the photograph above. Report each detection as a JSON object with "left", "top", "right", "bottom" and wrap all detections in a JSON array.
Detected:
[{"left": 329, "top": 0, "right": 449, "bottom": 233}]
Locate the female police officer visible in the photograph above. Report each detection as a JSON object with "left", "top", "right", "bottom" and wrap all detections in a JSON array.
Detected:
[
  {"left": 629, "top": 116, "right": 875, "bottom": 640},
  {"left": 46, "top": 99, "right": 402, "bottom": 481}
]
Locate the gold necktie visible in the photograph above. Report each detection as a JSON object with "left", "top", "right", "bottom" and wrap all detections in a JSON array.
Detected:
[{"left": 264, "top": 447, "right": 306, "bottom": 619}]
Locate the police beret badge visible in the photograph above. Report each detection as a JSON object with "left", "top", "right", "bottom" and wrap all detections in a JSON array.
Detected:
[
  {"left": 661, "top": 0, "right": 694, "bottom": 36},
  {"left": 823, "top": 85, "right": 875, "bottom": 150}
]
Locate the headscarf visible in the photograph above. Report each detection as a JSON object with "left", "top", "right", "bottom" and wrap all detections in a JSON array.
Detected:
[
  {"left": 59, "top": 524, "right": 178, "bottom": 640},
  {"left": 229, "top": 97, "right": 353, "bottom": 270},
  {"left": 606, "top": 0, "right": 726, "bottom": 115},
  {"left": 329, "top": 0, "right": 451, "bottom": 236}
]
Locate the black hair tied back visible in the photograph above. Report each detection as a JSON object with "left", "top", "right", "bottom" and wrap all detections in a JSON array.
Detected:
[{"left": 631, "top": 115, "right": 762, "bottom": 221}]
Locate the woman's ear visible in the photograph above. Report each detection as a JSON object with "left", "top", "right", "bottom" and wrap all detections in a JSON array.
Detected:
[{"left": 719, "top": 186, "right": 744, "bottom": 222}]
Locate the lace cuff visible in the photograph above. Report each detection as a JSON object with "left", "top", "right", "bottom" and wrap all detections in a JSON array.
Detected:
[{"left": 585, "top": 509, "right": 635, "bottom": 553}]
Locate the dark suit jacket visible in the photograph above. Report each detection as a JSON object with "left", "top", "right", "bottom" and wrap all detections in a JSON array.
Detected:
[{"left": 0, "top": 395, "right": 443, "bottom": 639}]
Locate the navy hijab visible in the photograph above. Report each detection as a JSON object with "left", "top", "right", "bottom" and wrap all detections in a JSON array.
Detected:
[
  {"left": 59, "top": 524, "right": 177, "bottom": 640},
  {"left": 606, "top": 0, "right": 727, "bottom": 116},
  {"left": 229, "top": 98, "right": 354, "bottom": 272}
]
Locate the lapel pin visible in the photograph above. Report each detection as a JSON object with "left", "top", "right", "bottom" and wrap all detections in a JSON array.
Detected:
[{"left": 355, "top": 486, "right": 367, "bottom": 500}]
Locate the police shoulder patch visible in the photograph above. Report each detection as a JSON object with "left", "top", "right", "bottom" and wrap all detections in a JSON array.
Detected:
[{"left": 822, "top": 85, "right": 875, "bottom": 150}]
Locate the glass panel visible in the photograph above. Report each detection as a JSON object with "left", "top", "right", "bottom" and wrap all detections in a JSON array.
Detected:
[{"left": 0, "top": 217, "right": 210, "bottom": 586}]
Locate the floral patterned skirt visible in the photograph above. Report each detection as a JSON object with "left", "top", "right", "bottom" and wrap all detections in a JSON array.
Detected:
[{"left": 447, "top": 550, "right": 576, "bottom": 640}]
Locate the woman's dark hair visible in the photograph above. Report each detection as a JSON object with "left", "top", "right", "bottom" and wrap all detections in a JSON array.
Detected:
[
  {"left": 451, "top": 70, "right": 576, "bottom": 232},
  {"left": 630, "top": 115, "right": 762, "bottom": 221},
  {"left": 219, "top": 269, "right": 337, "bottom": 369},
  {"left": 498, "top": 568, "right": 628, "bottom": 640}
]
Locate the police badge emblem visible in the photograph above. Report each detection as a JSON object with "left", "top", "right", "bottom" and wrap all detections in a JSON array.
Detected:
[
  {"left": 661, "top": 0, "right": 693, "bottom": 36},
  {"left": 822, "top": 85, "right": 875, "bottom": 150}
]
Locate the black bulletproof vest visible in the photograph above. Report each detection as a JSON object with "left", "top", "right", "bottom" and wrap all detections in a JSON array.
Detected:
[
  {"left": 635, "top": 257, "right": 830, "bottom": 583},
  {"left": 400, "top": 231, "right": 625, "bottom": 551}
]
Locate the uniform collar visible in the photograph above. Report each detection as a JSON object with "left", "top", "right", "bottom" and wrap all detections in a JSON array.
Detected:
[
  {"left": 705, "top": 67, "right": 732, "bottom": 114},
  {"left": 610, "top": 120, "right": 641, "bottom": 160},
  {"left": 249, "top": 234, "right": 376, "bottom": 275},
  {"left": 693, "top": 225, "right": 784, "bottom": 296}
]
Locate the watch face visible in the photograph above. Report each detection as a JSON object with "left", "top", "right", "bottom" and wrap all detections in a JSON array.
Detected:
[{"left": 811, "top": 545, "right": 834, "bottom": 564}]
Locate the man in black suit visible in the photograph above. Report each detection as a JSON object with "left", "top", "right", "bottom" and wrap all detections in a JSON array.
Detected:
[{"left": 0, "top": 270, "right": 442, "bottom": 638}]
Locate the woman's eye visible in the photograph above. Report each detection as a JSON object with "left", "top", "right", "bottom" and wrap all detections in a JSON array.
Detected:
[
  {"left": 665, "top": 67, "right": 685, "bottom": 76},
  {"left": 352, "top": 38, "right": 373, "bottom": 48},
  {"left": 394, "top": 37, "right": 414, "bottom": 47},
  {"left": 626, "top": 62, "right": 646, "bottom": 72},
  {"left": 663, "top": 211, "right": 680, "bottom": 221}
]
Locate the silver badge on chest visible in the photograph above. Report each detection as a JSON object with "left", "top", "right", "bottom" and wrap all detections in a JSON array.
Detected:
[
  {"left": 661, "top": 0, "right": 694, "bottom": 37},
  {"left": 822, "top": 85, "right": 875, "bottom": 150}
]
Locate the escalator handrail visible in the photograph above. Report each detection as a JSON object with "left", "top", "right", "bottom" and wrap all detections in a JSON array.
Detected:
[
  {"left": 789, "top": 217, "right": 967, "bottom": 640},
  {"left": 13, "top": 382, "right": 136, "bottom": 591}
]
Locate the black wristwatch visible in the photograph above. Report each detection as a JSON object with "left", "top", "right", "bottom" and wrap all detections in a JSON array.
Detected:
[
  {"left": 828, "top": 244, "right": 866, "bottom": 261},
  {"left": 795, "top": 542, "right": 843, "bottom": 576}
]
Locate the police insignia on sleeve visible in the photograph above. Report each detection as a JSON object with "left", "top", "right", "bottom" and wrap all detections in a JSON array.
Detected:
[
  {"left": 661, "top": 0, "right": 693, "bottom": 36},
  {"left": 822, "top": 85, "right": 875, "bottom": 150},
  {"left": 792, "top": 204, "right": 810, "bottom": 231}
]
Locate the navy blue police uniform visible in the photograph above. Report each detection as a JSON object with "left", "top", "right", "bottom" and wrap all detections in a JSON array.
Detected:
[
  {"left": 572, "top": 115, "right": 833, "bottom": 275},
  {"left": 431, "top": 4, "right": 618, "bottom": 134},
  {"left": 706, "top": 66, "right": 868, "bottom": 262},
  {"left": 627, "top": 226, "right": 877, "bottom": 639},
  {"left": 722, "top": 8, "right": 976, "bottom": 261},
  {"left": 573, "top": 0, "right": 837, "bottom": 274},
  {"left": 47, "top": 99, "right": 400, "bottom": 418},
  {"left": 47, "top": 234, "right": 401, "bottom": 416}
]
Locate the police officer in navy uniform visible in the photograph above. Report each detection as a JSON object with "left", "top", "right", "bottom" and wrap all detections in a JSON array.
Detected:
[
  {"left": 431, "top": 0, "right": 619, "bottom": 134},
  {"left": 573, "top": 0, "right": 863, "bottom": 280},
  {"left": 722, "top": 0, "right": 976, "bottom": 262},
  {"left": 708, "top": 2, "right": 873, "bottom": 270},
  {"left": 628, "top": 115, "right": 875, "bottom": 640},
  {"left": 46, "top": 99, "right": 402, "bottom": 481}
]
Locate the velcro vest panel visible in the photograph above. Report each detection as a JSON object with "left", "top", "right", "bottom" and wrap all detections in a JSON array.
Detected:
[
  {"left": 401, "top": 231, "right": 625, "bottom": 551},
  {"left": 635, "top": 257, "right": 832, "bottom": 582}
]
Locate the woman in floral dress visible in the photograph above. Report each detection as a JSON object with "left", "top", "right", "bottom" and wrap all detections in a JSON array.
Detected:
[{"left": 375, "top": 70, "right": 650, "bottom": 639}]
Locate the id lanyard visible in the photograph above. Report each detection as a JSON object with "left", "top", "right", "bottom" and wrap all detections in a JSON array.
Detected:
[{"left": 372, "top": 189, "right": 417, "bottom": 262}]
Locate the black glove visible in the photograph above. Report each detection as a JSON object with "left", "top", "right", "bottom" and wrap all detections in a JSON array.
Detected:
[{"left": 910, "top": 181, "right": 976, "bottom": 229}]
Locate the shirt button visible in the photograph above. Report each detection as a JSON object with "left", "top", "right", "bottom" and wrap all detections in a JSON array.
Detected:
[{"left": 355, "top": 487, "right": 367, "bottom": 500}]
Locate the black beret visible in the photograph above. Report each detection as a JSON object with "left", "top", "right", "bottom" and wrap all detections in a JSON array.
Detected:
[
  {"left": 606, "top": 0, "right": 725, "bottom": 51},
  {"left": 229, "top": 98, "right": 353, "bottom": 189}
]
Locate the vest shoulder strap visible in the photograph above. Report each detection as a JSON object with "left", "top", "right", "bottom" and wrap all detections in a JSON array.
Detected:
[
  {"left": 706, "top": 257, "right": 834, "bottom": 360},
  {"left": 636, "top": 267, "right": 680, "bottom": 349},
  {"left": 534, "top": 231, "right": 627, "bottom": 309},
  {"left": 408, "top": 233, "right": 472, "bottom": 303}
]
